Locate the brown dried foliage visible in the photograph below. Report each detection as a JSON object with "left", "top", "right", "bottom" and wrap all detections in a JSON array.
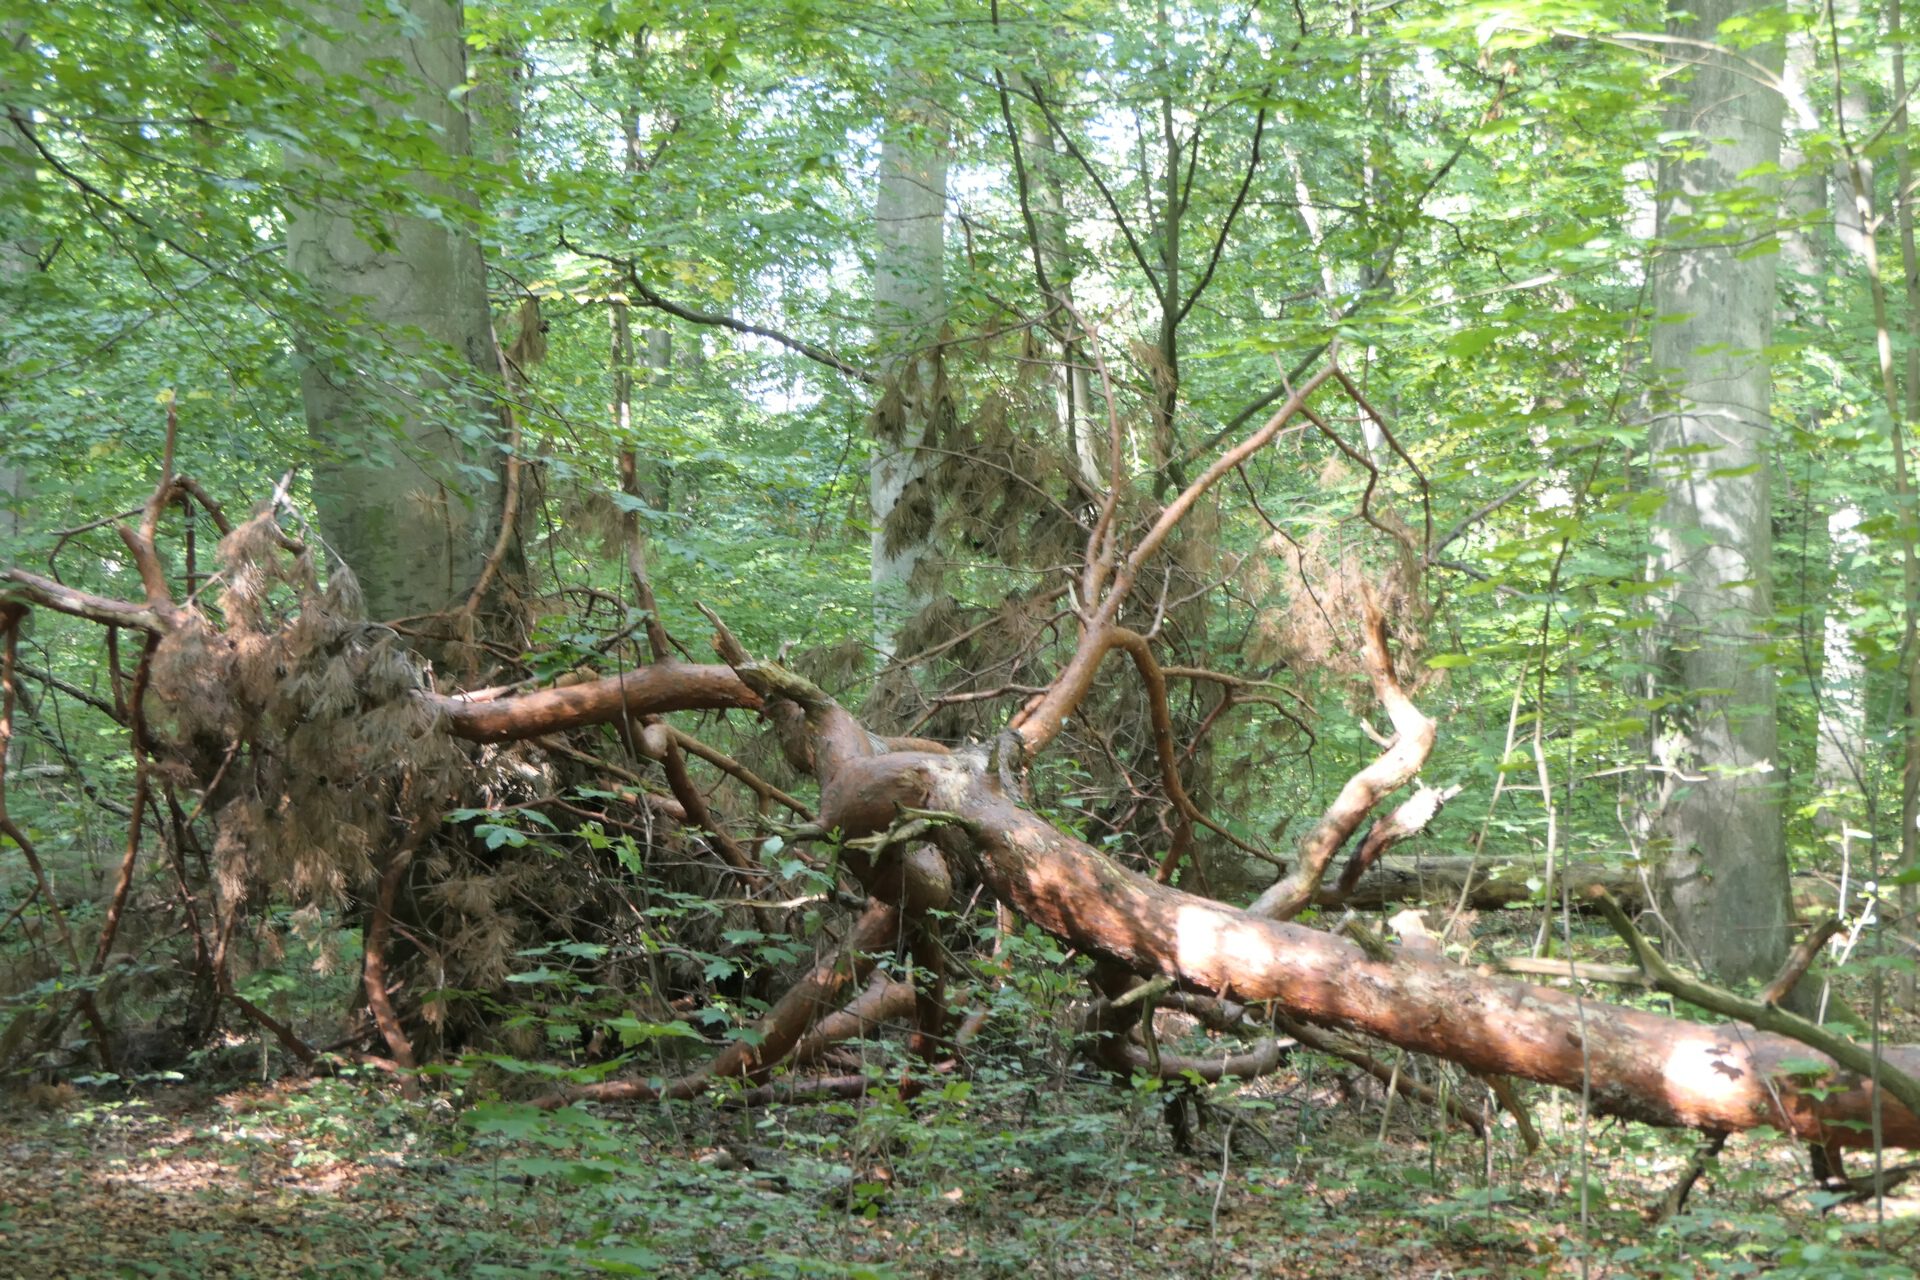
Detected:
[{"left": 1249, "top": 512, "right": 1431, "bottom": 707}]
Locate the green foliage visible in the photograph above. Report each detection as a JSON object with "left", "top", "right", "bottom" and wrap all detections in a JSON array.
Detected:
[{"left": 4, "top": 0, "right": 1920, "bottom": 1267}]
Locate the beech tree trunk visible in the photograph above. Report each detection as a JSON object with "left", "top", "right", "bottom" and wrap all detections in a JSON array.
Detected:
[
  {"left": 1017, "top": 98, "right": 1101, "bottom": 488},
  {"left": 613, "top": 41, "right": 674, "bottom": 556},
  {"left": 0, "top": 74, "right": 32, "bottom": 550},
  {"left": 869, "top": 91, "right": 950, "bottom": 656},
  {"left": 1815, "top": 508, "right": 1869, "bottom": 825},
  {"left": 1895, "top": 0, "right": 1920, "bottom": 1011},
  {"left": 287, "top": 0, "right": 512, "bottom": 634},
  {"left": 1646, "top": 0, "right": 1794, "bottom": 987},
  {"left": 1780, "top": 28, "right": 1869, "bottom": 842}
]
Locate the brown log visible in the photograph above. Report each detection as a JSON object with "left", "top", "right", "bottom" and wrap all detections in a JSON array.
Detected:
[
  {"left": 1334, "top": 857, "right": 1842, "bottom": 918},
  {"left": 1334, "top": 857, "right": 1652, "bottom": 911}
]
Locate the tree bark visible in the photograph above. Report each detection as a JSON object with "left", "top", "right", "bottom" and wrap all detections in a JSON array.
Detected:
[
  {"left": 1646, "top": 0, "right": 1795, "bottom": 986},
  {"left": 869, "top": 90, "right": 950, "bottom": 656},
  {"left": 1891, "top": 0, "right": 1920, "bottom": 1010},
  {"left": 431, "top": 663, "right": 759, "bottom": 743},
  {"left": 0, "top": 58, "right": 33, "bottom": 554},
  {"left": 287, "top": 0, "right": 515, "bottom": 639}
]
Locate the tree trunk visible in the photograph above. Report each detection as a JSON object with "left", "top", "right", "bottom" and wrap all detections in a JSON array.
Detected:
[
  {"left": 1890, "top": 0, "right": 1920, "bottom": 1011},
  {"left": 0, "top": 69, "right": 34, "bottom": 754},
  {"left": 1815, "top": 508, "right": 1869, "bottom": 825},
  {"left": 1020, "top": 105, "right": 1102, "bottom": 488},
  {"left": 869, "top": 93, "right": 950, "bottom": 657},
  {"left": 613, "top": 43, "right": 673, "bottom": 545},
  {"left": 0, "top": 64, "right": 32, "bottom": 552},
  {"left": 1780, "top": 22, "right": 1870, "bottom": 845},
  {"left": 1646, "top": 0, "right": 1794, "bottom": 987},
  {"left": 802, "top": 742, "right": 1920, "bottom": 1149},
  {"left": 287, "top": 0, "right": 513, "bottom": 640}
]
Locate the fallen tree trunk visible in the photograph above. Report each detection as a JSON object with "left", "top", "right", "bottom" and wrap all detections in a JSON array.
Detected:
[
  {"left": 11, "top": 372, "right": 1918, "bottom": 1154},
  {"left": 1330, "top": 856, "right": 1651, "bottom": 911},
  {"left": 850, "top": 747, "right": 1920, "bottom": 1150},
  {"left": 423, "top": 650, "right": 1920, "bottom": 1148},
  {"left": 1332, "top": 857, "right": 1845, "bottom": 919}
]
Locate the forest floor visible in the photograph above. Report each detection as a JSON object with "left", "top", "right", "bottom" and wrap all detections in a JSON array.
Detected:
[{"left": 1, "top": 1050, "right": 1917, "bottom": 1280}]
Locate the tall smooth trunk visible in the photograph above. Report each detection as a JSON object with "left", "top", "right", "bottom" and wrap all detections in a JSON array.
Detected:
[
  {"left": 0, "top": 57, "right": 32, "bottom": 553},
  {"left": 1890, "top": 0, "right": 1920, "bottom": 1006},
  {"left": 288, "top": 0, "right": 509, "bottom": 635},
  {"left": 1647, "top": 0, "right": 1794, "bottom": 986},
  {"left": 869, "top": 96, "right": 950, "bottom": 656},
  {"left": 1781, "top": 23, "right": 1868, "bottom": 840},
  {"left": 1019, "top": 106, "right": 1101, "bottom": 487}
]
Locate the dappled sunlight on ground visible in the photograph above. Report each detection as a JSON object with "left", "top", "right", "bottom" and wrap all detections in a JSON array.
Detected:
[{"left": 0, "top": 1068, "right": 1914, "bottom": 1278}]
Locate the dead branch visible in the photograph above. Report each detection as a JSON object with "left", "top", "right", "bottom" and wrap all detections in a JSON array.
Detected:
[
  {"left": 1273, "top": 1012, "right": 1488, "bottom": 1137},
  {"left": 790, "top": 975, "right": 919, "bottom": 1067},
  {"left": 1108, "top": 627, "right": 1278, "bottom": 874},
  {"left": 1588, "top": 888, "right": 1920, "bottom": 1122},
  {"left": 1333, "top": 783, "right": 1462, "bottom": 899},
  {"left": 1490, "top": 956, "right": 1650, "bottom": 987},
  {"left": 0, "top": 607, "right": 115, "bottom": 1068},
  {"left": 1011, "top": 361, "right": 1341, "bottom": 754},
  {"left": 665, "top": 725, "right": 813, "bottom": 819},
  {"left": 1333, "top": 855, "right": 1654, "bottom": 912},
  {"left": 461, "top": 328, "right": 528, "bottom": 618},
  {"left": 1249, "top": 587, "right": 1437, "bottom": 920},
  {"left": 1108, "top": 1032, "right": 1292, "bottom": 1084},
  {"left": 0, "top": 568, "right": 173, "bottom": 631},
  {"left": 364, "top": 824, "right": 428, "bottom": 1072},
  {"left": 1654, "top": 1132, "right": 1726, "bottom": 1223},
  {"left": 638, "top": 725, "right": 763, "bottom": 883},
  {"left": 88, "top": 633, "right": 156, "bottom": 978},
  {"left": 226, "top": 992, "right": 319, "bottom": 1068},
  {"left": 542, "top": 900, "right": 904, "bottom": 1107},
  {"left": 1761, "top": 916, "right": 1842, "bottom": 1006},
  {"left": 432, "top": 664, "right": 761, "bottom": 742}
]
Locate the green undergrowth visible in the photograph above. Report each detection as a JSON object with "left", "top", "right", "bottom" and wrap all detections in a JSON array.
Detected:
[{"left": 2, "top": 1036, "right": 1916, "bottom": 1279}]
